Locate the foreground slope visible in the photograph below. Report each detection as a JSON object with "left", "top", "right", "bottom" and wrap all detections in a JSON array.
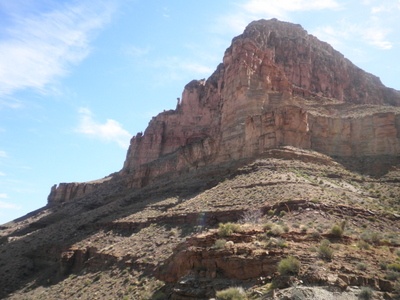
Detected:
[
  {"left": 1, "top": 19, "right": 400, "bottom": 299},
  {"left": 1, "top": 147, "right": 400, "bottom": 299}
]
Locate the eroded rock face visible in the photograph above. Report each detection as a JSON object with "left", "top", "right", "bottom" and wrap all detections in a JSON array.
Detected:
[{"left": 48, "top": 18, "right": 400, "bottom": 204}]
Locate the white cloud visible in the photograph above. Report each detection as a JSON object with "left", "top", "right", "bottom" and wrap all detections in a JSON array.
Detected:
[
  {"left": 214, "top": 0, "right": 342, "bottom": 36},
  {"left": 0, "top": 195, "right": 20, "bottom": 210},
  {"left": 123, "top": 45, "right": 151, "bottom": 58},
  {"left": 0, "top": 200, "right": 21, "bottom": 210},
  {"left": 0, "top": 0, "right": 115, "bottom": 100},
  {"left": 0, "top": 151, "right": 7, "bottom": 158},
  {"left": 156, "top": 57, "right": 213, "bottom": 76},
  {"left": 0, "top": 172, "right": 5, "bottom": 176},
  {"left": 243, "top": 0, "right": 340, "bottom": 17},
  {"left": 313, "top": 20, "right": 392, "bottom": 50},
  {"left": 76, "top": 108, "right": 132, "bottom": 148}
]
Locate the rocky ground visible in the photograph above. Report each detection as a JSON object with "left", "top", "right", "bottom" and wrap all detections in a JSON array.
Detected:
[{"left": 1, "top": 147, "right": 400, "bottom": 299}]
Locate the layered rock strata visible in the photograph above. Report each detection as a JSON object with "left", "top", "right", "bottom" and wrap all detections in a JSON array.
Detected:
[{"left": 48, "top": 19, "right": 400, "bottom": 205}]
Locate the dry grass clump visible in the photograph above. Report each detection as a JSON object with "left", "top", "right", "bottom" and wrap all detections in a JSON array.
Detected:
[
  {"left": 277, "top": 256, "right": 301, "bottom": 276},
  {"left": 216, "top": 286, "right": 247, "bottom": 300},
  {"left": 218, "top": 222, "right": 242, "bottom": 237}
]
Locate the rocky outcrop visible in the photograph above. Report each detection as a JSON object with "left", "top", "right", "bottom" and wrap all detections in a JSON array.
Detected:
[{"left": 48, "top": 18, "right": 400, "bottom": 205}]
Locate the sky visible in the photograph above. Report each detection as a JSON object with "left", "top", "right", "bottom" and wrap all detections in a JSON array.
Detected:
[{"left": 0, "top": 0, "right": 399, "bottom": 224}]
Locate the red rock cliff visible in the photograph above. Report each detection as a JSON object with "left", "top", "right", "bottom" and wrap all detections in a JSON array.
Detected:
[{"left": 48, "top": 19, "right": 400, "bottom": 205}]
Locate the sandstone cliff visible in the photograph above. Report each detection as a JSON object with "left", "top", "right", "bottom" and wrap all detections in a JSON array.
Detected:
[{"left": 48, "top": 18, "right": 400, "bottom": 205}]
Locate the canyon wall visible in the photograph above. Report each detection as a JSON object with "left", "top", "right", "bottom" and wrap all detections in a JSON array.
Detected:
[{"left": 48, "top": 19, "right": 400, "bottom": 205}]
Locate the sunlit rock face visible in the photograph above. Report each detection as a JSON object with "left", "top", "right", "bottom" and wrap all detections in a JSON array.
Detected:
[{"left": 48, "top": 19, "right": 400, "bottom": 205}]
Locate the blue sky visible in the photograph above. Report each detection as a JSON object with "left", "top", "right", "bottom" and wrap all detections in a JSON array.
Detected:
[{"left": 1, "top": 0, "right": 399, "bottom": 224}]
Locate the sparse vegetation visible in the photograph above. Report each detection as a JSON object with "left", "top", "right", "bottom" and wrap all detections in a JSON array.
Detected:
[
  {"left": 330, "top": 224, "right": 343, "bottom": 237},
  {"left": 357, "top": 240, "right": 371, "bottom": 250},
  {"left": 318, "top": 239, "right": 334, "bottom": 260},
  {"left": 388, "top": 263, "right": 400, "bottom": 272},
  {"left": 269, "top": 224, "right": 284, "bottom": 236},
  {"left": 218, "top": 223, "right": 241, "bottom": 237},
  {"left": 357, "top": 262, "right": 367, "bottom": 271},
  {"left": 277, "top": 256, "right": 301, "bottom": 276},
  {"left": 358, "top": 287, "right": 373, "bottom": 300},
  {"left": 330, "top": 220, "right": 346, "bottom": 237},
  {"left": 360, "top": 231, "right": 381, "bottom": 245},
  {"left": 216, "top": 286, "right": 247, "bottom": 300},
  {"left": 240, "top": 209, "right": 263, "bottom": 224}
]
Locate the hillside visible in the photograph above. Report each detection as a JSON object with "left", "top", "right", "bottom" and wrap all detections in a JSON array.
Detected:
[
  {"left": 1, "top": 147, "right": 400, "bottom": 299},
  {"left": 1, "top": 19, "right": 400, "bottom": 299}
]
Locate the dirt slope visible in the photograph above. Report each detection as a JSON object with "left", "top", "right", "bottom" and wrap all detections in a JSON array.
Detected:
[{"left": 1, "top": 147, "right": 399, "bottom": 299}]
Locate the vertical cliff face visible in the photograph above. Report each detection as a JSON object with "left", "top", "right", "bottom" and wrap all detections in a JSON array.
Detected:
[{"left": 48, "top": 19, "right": 400, "bottom": 205}]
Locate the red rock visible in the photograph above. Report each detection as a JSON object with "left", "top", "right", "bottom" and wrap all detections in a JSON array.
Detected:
[{"left": 48, "top": 19, "right": 400, "bottom": 204}]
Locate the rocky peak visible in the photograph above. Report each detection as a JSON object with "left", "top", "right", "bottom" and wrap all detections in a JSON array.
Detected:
[
  {"left": 47, "top": 19, "right": 400, "bottom": 205},
  {"left": 231, "top": 19, "right": 400, "bottom": 105}
]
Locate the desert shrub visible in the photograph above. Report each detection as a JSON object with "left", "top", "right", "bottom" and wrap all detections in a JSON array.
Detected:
[
  {"left": 282, "top": 224, "right": 290, "bottom": 233},
  {"left": 214, "top": 239, "right": 227, "bottom": 249},
  {"left": 240, "top": 209, "right": 263, "bottom": 224},
  {"left": 385, "top": 270, "right": 400, "bottom": 280},
  {"left": 263, "top": 222, "right": 273, "bottom": 231},
  {"left": 361, "top": 231, "right": 381, "bottom": 245},
  {"left": 276, "top": 238, "right": 288, "bottom": 248},
  {"left": 330, "top": 224, "right": 344, "bottom": 237},
  {"left": 300, "top": 225, "right": 308, "bottom": 233},
  {"left": 318, "top": 239, "right": 334, "bottom": 260},
  {"left": 269, "top": 224, "right": 284, "bottom": 236},
  {"left": 379, "top": 261, "right": 388, "bottom": 270},
  {"left": 267, "top": 237, "right": 287, "bottom": 248},
  {"left": 357, "top": 262, "right": 367, "bottom": 271},
  {"left": 216, "top": 286, "right": 247, "bottom": 300},
  {"left": 310, "top": 231, "right": 321, "bottom": 239},
  {"left": 388, "top": 263, "right": 400, "bottom": 272},
  {"left": 277, "top": 256, "right": 301, "bottom": 276},
  {"left": 357, "top": 240, "right": 371, "bottom": 250},
  {"left": 218, "top": 223, "right": 241, "bottom": 237},
  {"left": 358, "top": 287, "right": 373, "bottom": 300}
]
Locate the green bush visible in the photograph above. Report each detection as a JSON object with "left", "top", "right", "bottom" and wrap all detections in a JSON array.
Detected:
[
  {"left": 360, "top": 231, "right": 381, "bottom": 245},
  {"left": 385, "top": 270, "right": 400, "bottom": 280},
  {"left": 277, "top": 256, "right": 301, "bottom": 276},
  {"left": 318, "top": 239, "right": 334, "bottom": 260},
  {"left": 218, "top": 223, "right": 241, "bottom": 237},
  {"left": 388, "top": 263, "right": 400, "bottom": 272},
  {"left": 330, "top": 224, "right": 344, "bottom": 237},
  {"left": 216, "top": 287, "right": 247, "bottom": 300},
  {"left": 269, "top": 224, "right": 284, "bottom": 236},
  {"left": 358, "top": 287, "right": 373, "bottom": 300},
  {"left": 263, "top": 222, "right": 273, "bottom": 231}
]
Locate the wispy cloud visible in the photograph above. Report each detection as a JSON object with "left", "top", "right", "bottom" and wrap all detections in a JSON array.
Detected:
[
  {"left": 123, "top": 45, "right": 151, "bottom": 58},
  {"left": 213, "top": 0, "right": 342, "bottom": 36},
  {"left": 0, "top": 172, "right": 5, "bottom": 176},
  {"left": 313, "top": 19, "right": 393, "bottom": 50},
  {"left": 0, "top": 0, "right": 115, "bottom": 101},
  {"left": 76, "top": 107, "right": 132, "bottom": 148},
  {"left": 0, "top": 193, "right": 20, "bottom": 210},
  {"left": 242, "top": 0, "right": 340, "bottom": 17},
  {"left": 0, "top": 150, "right": 7, "bottom": 158},
  {"left": 152, "top": 56, "right": 214, "bottom": 83},
  {"left": 0, "top": 201, "right": 21, "bottom": 210}
]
